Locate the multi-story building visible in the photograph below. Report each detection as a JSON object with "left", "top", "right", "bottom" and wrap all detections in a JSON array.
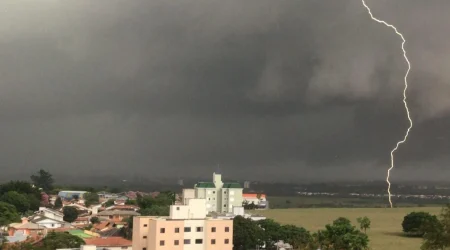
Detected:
[
  {"left": 183, "top": 173, "right": 243, "bottom": 213},
  {"left": 132, "top": 199, "right": 233, "bottom": 250}
]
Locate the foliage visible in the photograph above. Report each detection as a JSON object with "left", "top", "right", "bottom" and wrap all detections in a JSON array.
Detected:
[
  {"left": 0, "top": 181, "right": 40, "bottom": 197},
  {"left": 83, "top": 192, "right": 99, "bottom": 207},
  {"left": 40, "top": 232, "right": 85, "bottom": 249},
  {"left": 0, "top": 201, "right": 20, "bottom": 227},
  {"left": 90, "top": 216, "right": 100, "bottom": 224},
  {"left": 40, "top": 193, "right": 49, "bottom": 207},
  {"left": 125, "top": 199, "right": 137, "bottom": 205},
  {"left": 30, "top": 169, "right": 54, "bottom": 192},
  {"left": 421, "top": 205, "right": 450, "bottom": 250},
  {"left": 0, "top": 191, "right": 30, "bottom": 214},
  {"left": 139, "top": 205, "right": 169, "bottom": 216},
  {"left": 104, "top": 199, "right": 115, "bottom": 207},
  {"left": 137, "top": 192, "right": 173, "bottom": 210},
  {"left": 280, "top": 224, "right": 312, "bottom": 249},
  {"left": 403, "top": 212, "right": 437, "bottom": 237},
  {"left": 357, "top": 216, "right": 371, "bottom": 234},
  {"left": 63, "top": 206, "right": 78, "bottom": 223},
  {"left": 243, "top": 201, "right": 257, "bottom": 210},
  {"left": 54, "top": 197, "right": 63, "bottom": 209},
  {"left": 233, "top": 216, "right": 264, "bottom": 250},
  {"left": 257, "top": 219, "right": 282, "bottom": 247},
  {"left": 317, "top": 217, "right": 369, "bottom": 250}
]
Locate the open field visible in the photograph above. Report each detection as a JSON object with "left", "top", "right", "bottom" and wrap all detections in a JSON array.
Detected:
[
  {"left": 268, "top": 196, "right": 446, "bottom": 208},
  {"left": 257, "top": 207, "right": 442, "bottom": 250}
]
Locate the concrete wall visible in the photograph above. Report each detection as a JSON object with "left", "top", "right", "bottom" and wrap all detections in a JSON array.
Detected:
[{"left": 205, "top": 219, "right": 233, "bottom": 250}]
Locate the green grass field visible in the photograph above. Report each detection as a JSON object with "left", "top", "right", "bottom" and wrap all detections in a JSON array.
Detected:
[{"left": 257, "top": 207, "right": 442, "bottom": 250}]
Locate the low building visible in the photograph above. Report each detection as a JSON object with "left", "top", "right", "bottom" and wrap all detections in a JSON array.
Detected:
[
  {"left": 36, "top": 207, "right": 64, "bottom": 221},
  {"left": 132, "top": 198, "right": 233, "bottom": 250},
  {"left": 7, "top": 218, "right": 45, "bottom": 242},
  {"left": 29, "top": 214, "right": 72, "bottom": 229},
  {"left": 243, "top": 193, "right": 268, "bottom": 208},
  {"left": 96, "top": 210, "right": 140, "bottom": 223},
  {"left": 58, "top": 191, "right": 88, "bottom": 200}
]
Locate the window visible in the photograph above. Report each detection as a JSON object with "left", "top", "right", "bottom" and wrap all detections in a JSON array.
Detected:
[
  {"left": 225, "top": 227, "right": 230, "bottom": 232},
  {"left": 211, "top": 227, "right": 216, "bottom": 232},
  {"left": 175, "top": 227, "right": 180, "bottom": 233},
  {"left": 143, "top": 236, "right": 147, "bottom": 239},
  {"left": 225, "top": 239, "right": 230, "bottom": 244},
  {"left": 224, "top": 204, "right": 227, "bottom": 207},
  {"left": 160, "top": 228, "right": 165, "bottom": 233},
  {"left": 51, "top": 224, "right": 54, "bottom": 227},
  {"left": 143, "top": 248, "right": 147, "bottom": 250},
  {"left": 196, "top": 227, "right": 203, "bottom": 232},
  {"left": 160, "top": 240, "right": 165, "bottom": 246},
  {"left": 195, "top": 239, "right": 203, "bottom": 244},
  {"left": 176, "top": 207, "right": 180, "bottom": 210},
  {"left": 213, "top": 191, "right": 215, "bottom": 194},
  {"left": 211, "top": 239, "right": 216, "bottom": 244},
  {"left": 184, "top": 227, "right": 191, "bottom": 232},
  {"left": 184, "top": 239, "right": 191, "bottom": 244},
  {"left": 143, "top": 224, "right": 148, "bottom": 227},
  {"left": 224, "top": 191, "right": 227, "bottom": 194},
  {"left": 174, "top": 240, "right": 179, "bottom": 245}
]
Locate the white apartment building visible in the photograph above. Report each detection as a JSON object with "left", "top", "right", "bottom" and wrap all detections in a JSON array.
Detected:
[{"left": 183, "top": 173, "right": 243, "bottom": 213}]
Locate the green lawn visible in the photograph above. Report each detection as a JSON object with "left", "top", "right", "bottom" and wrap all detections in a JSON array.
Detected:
[{"left": 257, "top": 207, "right": 442, "bottom": 250}]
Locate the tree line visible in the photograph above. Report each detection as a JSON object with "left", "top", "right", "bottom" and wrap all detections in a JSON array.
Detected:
[{"left": 233, "top": 215, "right": 371, "bottom": 250}]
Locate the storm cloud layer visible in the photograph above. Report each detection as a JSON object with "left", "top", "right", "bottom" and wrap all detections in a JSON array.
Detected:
[{"left": 0, "top": 0, "right": 449, "bottom": 181}]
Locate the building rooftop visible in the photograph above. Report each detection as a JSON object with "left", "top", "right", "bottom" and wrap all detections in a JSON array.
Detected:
[
  {"left": 223, "top": 182, "right": 242, "bottom": 188},
  {"left": 243, "top": 193, "right": 266, "bottom": 198},
  {"left": 195, "top": 182, "right": 216, "bottom": 188},
  {"left": 96, "top": 210, "right": 140, "bottom": 216},
  {"left": 84, "top": 237, "right": 132, "bottom": 247}
]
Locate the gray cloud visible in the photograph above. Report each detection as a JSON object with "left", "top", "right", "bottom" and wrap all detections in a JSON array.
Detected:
[{"left": 0, "top": 0, "right": 449, "bottom": 181}]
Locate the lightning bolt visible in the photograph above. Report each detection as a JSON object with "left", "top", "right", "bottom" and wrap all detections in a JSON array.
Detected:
[{"left": 360, "top": 0, "right": 412, "bottom": 208}]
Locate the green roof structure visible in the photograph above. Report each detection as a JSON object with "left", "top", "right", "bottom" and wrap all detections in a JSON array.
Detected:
[
  {"left": 222, "top": 183, "right": 242, "bottom": 188},
  {"left": 195, "top": 182, "right": 216, "bottom": 188},
  {"left": 68, "top": 230, "right": 93, "bottom": 239}
]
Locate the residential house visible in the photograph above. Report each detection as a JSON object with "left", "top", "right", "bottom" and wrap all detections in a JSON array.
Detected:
[
  {"left": 184, "top": 172, "right": 243, "bottom": 213},
  {"left": 96, "top": 210, "right": 140, "bottom": 223},
  {"left": 29, "top": 214, "right": 72, "bottom": 229},
  {"left": 36, "top": 207, "right": 64, "bottom": 221},
  {"left": 132, "top": 198, "right": 233, "bottom": 250},
  {"left": 7, "top": 218, "right": 45, "bottom": 242}
]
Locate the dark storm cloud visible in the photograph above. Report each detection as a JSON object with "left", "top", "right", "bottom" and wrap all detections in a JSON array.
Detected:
[{"left": 0, "top": 0, "right": 449, "bottom": 181}]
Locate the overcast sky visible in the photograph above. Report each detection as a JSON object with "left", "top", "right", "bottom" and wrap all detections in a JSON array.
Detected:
[{"left": 0, "top": 0, "right": 449, "bottom": 182}]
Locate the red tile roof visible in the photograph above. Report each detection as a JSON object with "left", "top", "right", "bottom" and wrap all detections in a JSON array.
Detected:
[
  {"left": 84, "top": 237, "right": 132, "bottom": 247},
  {"left": 243, "top": 193, "right": 266, "bottom": 198}
]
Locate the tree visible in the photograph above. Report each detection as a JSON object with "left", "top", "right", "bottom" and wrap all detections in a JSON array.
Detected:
[
  {"left": 280, "top": 224, "right": 312, "bottom": 249},
  {"left": 318, "top": 217, "right": 369, "bottom": 250},
  {"left": 139, "top": 206, "right": 169, "bottom": 216},
  {"left": 0, "top": 201, "right": 20, "bottom": 227},
  {"left": 125, "top": 199, "right": 137, "bottom": 206},
  {"left": 104, "top": 199, "right": 115, "bottom": 207},
  {"left": 41, "top": 192, "right": 50, "bottom": 207},
  {"left": 233, "top": 216, "right": 264, "bottom": 250},
  {"left": 63, "top": 206, "right": 78, "bottom": 223},
  {"left": 0, "top": 191, "right": 30, "bottom": 214},
  {"left": 421, "top": 205, "right": 450, "bottom": 250},
  {"left": 40, "top": 232, "right": 85, "bottom": 249},
  {"left": 403, "top": 212, "right": 437, "bottom": 237},
  {"left": 30, "top": 169, "right": 54, "bottom": 192},
  {"left": 83, "top": 192, "right": 99, "bottom": 207},
  {"left": 357, "top": 216, "right": 371, "bottom": 234},
  {"left": 0, "top": 181, "right": 40, "bottom": 197},
  {"left": 257, "top": 219, "right": 282, "bottom": 247},
  {"left": 54, "top": 197, "right": 63, "bottom": 209},
  {"left": 90, "top": 216, "right": 100, "bottom": 224}
]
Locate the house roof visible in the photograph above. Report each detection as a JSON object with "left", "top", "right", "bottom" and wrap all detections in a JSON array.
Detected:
[
  {"left": 30, "top": 215, "right": 65, "bottom": 224},
  {"left": 195, "top": 182, "right": 216, "bottom": 188},
  {"left": 97, "top": 210, "right": 140, "bottom": 216},
  {"left": 84, "top": 237, "right": 132, "bottom": 247},
  {"left": 243, "top": 193, "right": 266, "bottom": 198},
  {"left": 9, "top": 222, "right": 42, "bottom": 230},
  {"left": 223, "top": 182, "right": 242, "bottom": 188},
  {"left": 93, "top": 221, "right": 114, "bottom": 231}
]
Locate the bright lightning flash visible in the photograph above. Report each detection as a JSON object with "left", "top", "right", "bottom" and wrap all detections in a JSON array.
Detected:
[{"left": 360, "top": 0, "right": 412, "bottom": 208}]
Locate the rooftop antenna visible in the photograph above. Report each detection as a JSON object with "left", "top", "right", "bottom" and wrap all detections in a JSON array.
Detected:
[{"left": 216, "top": 163, "right": 221, "bottom": 174}]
